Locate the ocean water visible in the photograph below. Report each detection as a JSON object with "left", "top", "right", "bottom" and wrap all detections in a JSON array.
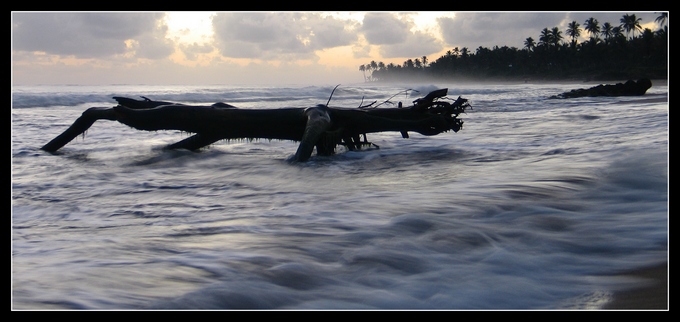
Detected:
[{"left": 11, "top": 81, "right": 668, "bottom": 310}]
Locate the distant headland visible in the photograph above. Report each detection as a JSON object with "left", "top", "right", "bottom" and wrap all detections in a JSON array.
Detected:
[{"left": 359, "top": 13, "right": 668, "bottom": 83}]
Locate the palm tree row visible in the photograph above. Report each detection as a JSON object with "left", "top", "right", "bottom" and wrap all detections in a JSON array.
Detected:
[
  {"left": 362, "top": 13, "right": 667, "bottom": 82},
  {"left": 359, "top": 56, "right": 428, "bottom": 81}
]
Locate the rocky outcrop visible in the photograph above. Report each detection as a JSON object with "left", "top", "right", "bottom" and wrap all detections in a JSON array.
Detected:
[{"left": 550, "top": 78, "right": 652, "bottom": 99}]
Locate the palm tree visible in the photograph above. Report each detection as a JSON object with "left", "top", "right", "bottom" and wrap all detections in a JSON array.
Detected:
[
  {"left": 620, "top": 13, "right": 642, "bottom": 40},
  {"left": 359, "top": 64, "right": 366, "bottom": 81},
  {"left": 364, "top": 63, "right": 375, "bottom": 81},
  {"left": 421, "top": 55, "right": 428, "bottom": 68},
  {"left": 460, "top": 47, "right": 469, "bottom": 58},
  {"left": 551, "top": 27, "right": 563, "bottom": 47},
  {"left": 369, "top": 60, "right": 378, "bottom": 72},
  {"left": 612, "top": 26, "right": 625, "bottom": 39},
  {"left": 584, "top": 17, "right": 600, "bottom": 40},
  {"left": 608, "top": 26, "right": 626, "bottom": 46},
  {"left": 601, "top": 22, "right": 614, "bottom": 44},
  {"left": 539, "top": 28, "right": 552, "bottom": 47},
  {"left": 524, "top": 37, "right": 536, "bottom": 52},
  {"left": 566, "top": 21, "right": 581, "bottom": 48},
  {"left": 641, "top": 27, "right": 655, "bottom": 54},
  {"left": 655, "top": 12, "right": 668, "bottom": 30}
]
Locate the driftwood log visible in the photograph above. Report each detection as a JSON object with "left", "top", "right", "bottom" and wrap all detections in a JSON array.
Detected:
[
  {"left": 41, "top": 88, "right": 469, "bottom": 162},
  {"left": 549, "top": 78, "right": 652, "bottom": 99}
]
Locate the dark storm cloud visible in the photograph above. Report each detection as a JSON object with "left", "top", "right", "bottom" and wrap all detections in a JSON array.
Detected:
[
  {"left": 379, "top": 30, "right": 442, "bottom": 58},
  {"left": 438, "top": 12, "right": 567, "bottom": 49},
  {"left": 360, "top": 12, "right": 410, "bottom": 45},
  {"left": 438, "top": 12, "right": 661, "bottom": 50},
  {"left": 12, "top": 12, "right": 174, "bottom": 59},
  {"left": 211, "top": 12, "right": 358, "bottom": 60},
  {"left": 359, "top": 12, "right": 443, "bottom": 58},
  {"left": 310, "top": 15, "right": 359, "bottom": 48}
]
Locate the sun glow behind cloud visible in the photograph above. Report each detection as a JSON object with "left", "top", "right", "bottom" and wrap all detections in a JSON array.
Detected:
[
  {"left": 165, "top": 12, "right": 215, "bottom": 45},
  {"left": 163, "top": 12, "right": 454, "bottom": 68}
]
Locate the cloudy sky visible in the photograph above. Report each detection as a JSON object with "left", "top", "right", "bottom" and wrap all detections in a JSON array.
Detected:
[{"left": 11, "top": 11, "right": 663, "bottom": 86}]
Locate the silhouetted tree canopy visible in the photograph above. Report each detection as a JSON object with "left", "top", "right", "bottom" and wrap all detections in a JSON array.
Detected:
[{"left": 360, "top": 13, "right": 667, "bottom": 82}]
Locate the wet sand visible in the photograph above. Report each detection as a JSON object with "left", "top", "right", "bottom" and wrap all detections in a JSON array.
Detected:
[{"left": 603, "top": 263, "right": 668, "bottom": 310}]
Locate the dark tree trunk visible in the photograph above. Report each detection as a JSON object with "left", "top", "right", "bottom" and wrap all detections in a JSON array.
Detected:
[{"left": 41, "top": 88, "right": 469, "bottom": 162}]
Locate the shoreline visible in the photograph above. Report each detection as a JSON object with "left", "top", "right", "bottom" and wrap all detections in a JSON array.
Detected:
[
  {"left": 369, "top": 78, "right": 668, "bottom": 87},
  {"left": 603, "top": 263, "right": 668, "bottom": 310}
]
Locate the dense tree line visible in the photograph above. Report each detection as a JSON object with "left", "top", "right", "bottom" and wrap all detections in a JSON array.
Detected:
[{"left": 360, "top": 13, "right": 668, "bottom": 82}]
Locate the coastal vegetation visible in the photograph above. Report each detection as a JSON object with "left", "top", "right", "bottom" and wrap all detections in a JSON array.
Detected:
[{"left": 359, "top": 13, "right": 668, "bottom": 82}]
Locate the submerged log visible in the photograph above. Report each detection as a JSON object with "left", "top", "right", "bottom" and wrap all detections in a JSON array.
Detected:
[
  {"left": 549, "top": 78, "right": 652, "bottom": 99},
  {"left": 41, "top": 88, "right": 469, "bottom": 162}
]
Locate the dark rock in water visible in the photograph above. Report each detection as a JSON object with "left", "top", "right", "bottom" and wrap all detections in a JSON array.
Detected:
[{"left": 550, "top": 78, "right": 652, "bottom": 99}]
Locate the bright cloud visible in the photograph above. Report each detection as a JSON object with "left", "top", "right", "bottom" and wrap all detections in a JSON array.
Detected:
[
  {"left": 211, "top": 12, "right": 358, "bottom": 61},
  {"left": 11, "top": 11, "right": 663, "bottom": 85},
  {"left": 12, "top": 12, "right": 172, "bottom": 59}
]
